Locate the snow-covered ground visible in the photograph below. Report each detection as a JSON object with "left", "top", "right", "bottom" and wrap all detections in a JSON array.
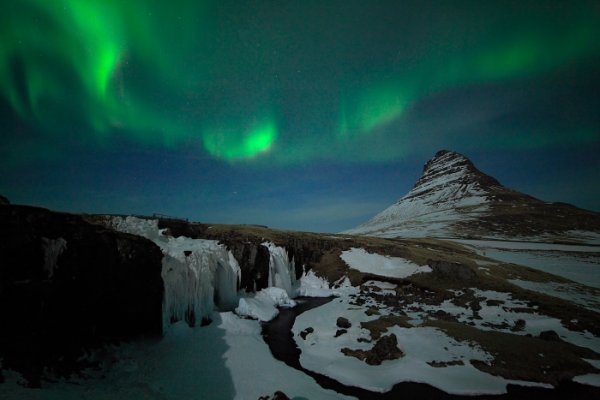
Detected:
[
  {"left": 454, "top": 239, "right": 600, "bottom": 288},
  {"left": 292, "top": 281, "right": 581, "bottom": 395},
  {"left": 340, "top": 247, "right": 432, "bottom": 278},
  {"left": 509, "top": 280, "right": 600, "bottom": 313},
  {"left": 4, "top": 220, "right": 599, "bottom": 399},
  {"left": 1, "top": 312, "right": 352, "bottom": 400}
]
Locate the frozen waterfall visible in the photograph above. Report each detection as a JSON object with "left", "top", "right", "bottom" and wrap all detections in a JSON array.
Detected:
[
  {"left": 108, "top": 217, "right": 241, "bottom": 330},
  {"left": 107, "top": 217, "right": 301, "bottom": 328},
  {"left": 262, "top": 241, "right": 297, "bottom": 297}
]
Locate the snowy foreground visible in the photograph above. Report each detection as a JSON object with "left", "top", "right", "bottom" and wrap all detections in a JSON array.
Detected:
[
  {"left": 3, "top": 218, "right": 600, "bottom": 398},
  {"left": 1, "top": 312, "right": 349, "bottom": 400}
]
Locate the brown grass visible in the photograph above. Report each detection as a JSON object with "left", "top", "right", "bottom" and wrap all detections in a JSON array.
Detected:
[
  {"left": 360, "top": 315, "right": 412, "bottom": 340},
  {"left": 426, "top": 319, "right": 599, "bottom": 385}
]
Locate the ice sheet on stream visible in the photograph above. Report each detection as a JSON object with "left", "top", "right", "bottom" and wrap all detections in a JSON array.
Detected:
[{"left": 1, "top": 312, "right": 352, "bottom": 400}]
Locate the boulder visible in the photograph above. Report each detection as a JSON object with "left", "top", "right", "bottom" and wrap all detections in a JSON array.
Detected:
[
  {"left": 539, "top": 330, "right": 562, "bottom": 342},
  {"left": 427, "top": 259, "right": 477, "bottom": 281},
  {"left": 342, "top": 333, "right": 403, "bottom": 365},
  {"left": 336, "top": 316, "right": 352, "bottom": 328}
]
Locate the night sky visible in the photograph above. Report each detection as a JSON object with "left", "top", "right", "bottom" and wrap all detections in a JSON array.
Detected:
[{"left": 1, "top": 0, "right": 599, "bottom": 232}]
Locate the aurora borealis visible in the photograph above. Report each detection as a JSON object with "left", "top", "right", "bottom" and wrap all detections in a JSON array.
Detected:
[{"left": 2, "top": 0, "right": 599, "bottom": 231}]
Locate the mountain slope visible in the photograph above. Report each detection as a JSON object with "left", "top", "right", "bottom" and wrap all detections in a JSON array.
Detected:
[{"left": 345, "top": 150, "right": 600, "bottom": 242}]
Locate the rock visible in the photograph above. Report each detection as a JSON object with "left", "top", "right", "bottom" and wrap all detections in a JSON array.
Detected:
[
  {"left": 300, "top": 327, "right": 314, "bottom": 340},
  {"left": 365, "top": 307, "right": 380, "bottom": 316},
  {"left": 428, "top": 259, "right": 477, "bottom": 281},
  {"left": 272, "top": 391, "right": 290, "bottom": 400},
  {"left": 0, "top": 194, "right": 9, "bottom": 205},
  {"left": 336, "top": 317, "right": 352, "bottom": 328},
  {"left": 512, "top": 319, "right": 526, "bottom": 332},
  {"left": 539, "top": 330, "right": 562, "bottom": 342},
  {"left": 431, "top": 310, "right": 458, "bottom": 322},
  {"left": 258, "top": 391, "right": 290, "bottom": 400},
  {"left": 367, "top": 334, "right": 403, "bottom": 365},
  {"left": 342, "top": 333, "right": 403, "bottom": 365},
  {"left": 0, "top": 205, "right": 164, "bottom": 385},
  {"left": 335, "top": 329, "right": 347, "bottom": 337},
  {"left": 428, "top": 360, "right": 465, "bottom": 368}
]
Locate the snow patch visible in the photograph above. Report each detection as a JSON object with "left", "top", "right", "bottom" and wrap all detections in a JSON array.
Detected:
[
  {"left": 341, "top": 247, "right": 432, "bottom": 278},
  {"left": 573, "top": 374, "right": 600, "bottom": 387}
]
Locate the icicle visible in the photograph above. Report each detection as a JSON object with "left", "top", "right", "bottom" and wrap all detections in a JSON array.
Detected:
[{"left": 41, "top": 237, "right": 67, "bottom": 278}]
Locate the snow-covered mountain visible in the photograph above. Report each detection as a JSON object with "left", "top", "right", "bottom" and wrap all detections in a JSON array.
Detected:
[{"left": 345, "top": 150, "right": 600, "bottom": 242}]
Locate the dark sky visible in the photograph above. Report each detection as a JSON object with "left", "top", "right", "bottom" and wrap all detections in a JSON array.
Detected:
[{"left": 1, "top": 0, "right": 599, "bottom": 232}]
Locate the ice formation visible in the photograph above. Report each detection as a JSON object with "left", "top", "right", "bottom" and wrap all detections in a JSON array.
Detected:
[
  {"left": 108, "top": 216, "right": 241, "bottom": 329},
  {"left": 108, "top": 218, "right": 303, "bottom": 327},
  {"left": 235, "top": 287, "right": 296, "bottom": 322},
  {"left": 263, "top": 241, "right": 297, "bottom": 297},
  {"left": 233, "top": 242, "right": 299, "bottom": 321},
  {"left": 41, "top": 236, "right": 67, "bottom": 278}
]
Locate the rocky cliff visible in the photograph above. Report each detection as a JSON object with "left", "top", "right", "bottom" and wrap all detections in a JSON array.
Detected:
[{"left": 0, "top": 204, "right": 164, "bottom": 386}]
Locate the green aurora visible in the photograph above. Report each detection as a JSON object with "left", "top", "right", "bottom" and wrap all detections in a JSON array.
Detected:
[{"left": 1, "top": 0, "right": 600, "bottom": 162}]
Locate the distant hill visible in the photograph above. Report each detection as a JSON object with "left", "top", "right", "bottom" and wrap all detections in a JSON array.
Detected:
[{"left": 345, "top": 150, "right": 600, "bottom": 243}]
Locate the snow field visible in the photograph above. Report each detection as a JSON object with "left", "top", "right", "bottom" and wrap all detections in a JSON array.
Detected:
[
  {"left": 292, "top": 281, "right": 552, "bottom": 395},
  {"left": 455, "top": 239, "right": 600, "bottom": 288}
]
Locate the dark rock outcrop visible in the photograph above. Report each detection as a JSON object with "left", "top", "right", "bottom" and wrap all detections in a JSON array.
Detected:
[
  {"left": 342, "top": 333, "right": 403, "bottom": 365},
  {"left": 337, "top": 317, "right": 352, "bottom": 328},
  {"left": 427, "top": 259, "right": 476, "bottom": 281},
  {"left": 0, "top": 205, "right": 164, "bottom": 385},
  {"left": 539, "top": 330, "right": 563, "bottom": 342},
  {"left": 258, "top": 391, "right": 291, "bottom": 400},
  {"left": 0, "top": 194, "right": 9, "bottom": 205},
  {"left": 300, "top": 327, "right": 314, "bottom": 340}
]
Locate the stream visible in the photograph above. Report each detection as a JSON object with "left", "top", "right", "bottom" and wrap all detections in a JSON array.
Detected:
[{"left": 261, "top": 297, "right": 600, "bottom": 400}]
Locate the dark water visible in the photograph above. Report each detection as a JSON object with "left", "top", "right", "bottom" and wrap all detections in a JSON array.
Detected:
[{"left": 261, "top": 297, "right": 600, "bottom": 400}]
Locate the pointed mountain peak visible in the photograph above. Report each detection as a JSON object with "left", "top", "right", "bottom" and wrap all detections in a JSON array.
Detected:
[{"left": 411, "top": 150, "right": 501, "bottom": 196}]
